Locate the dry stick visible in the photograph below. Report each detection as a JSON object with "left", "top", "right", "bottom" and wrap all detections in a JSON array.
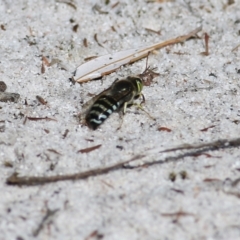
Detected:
[
  {"left": 142, "top": 138, "right": 240, "bottom": 168},
  {"left": 201, "top": 33, "right": 209, "bottom": 56},
  {"left": 6, "top": 138, "right": 240, "bottom": 186},
  {"left": 127, "top": 26, "right": 202, "bottom": 63},
  {"left": 232, "top": 43, "right": 240, "bottom": 52},
  {"left": 160, "top": 138, "right": 240, "bottom": 153},
  {"left": 78, "top": 144, "right": 102, "bottom": 153},
  {"left": 27, "top": 117, "right": 57, "bottom": 122},
  {"left": 75, "top": 26, "right": 202, "bottom": 83},
  {"left": 94, "top": 33, "right": 104, "bottom": 48},
  {"left": 33, "top": 208, "right": 59, "bottom": 237},
  {"left": 6, "top": 155, "right": 145, "bottom": 186}
]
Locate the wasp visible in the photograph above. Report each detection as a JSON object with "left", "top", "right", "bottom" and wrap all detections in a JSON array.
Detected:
[{"left": 82, "top": 67, "right": 159, "bottom": 130}]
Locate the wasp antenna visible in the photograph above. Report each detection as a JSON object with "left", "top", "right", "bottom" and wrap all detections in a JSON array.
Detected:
[{"left": 144, "top": 51, "right": 151, "bottom": 73}]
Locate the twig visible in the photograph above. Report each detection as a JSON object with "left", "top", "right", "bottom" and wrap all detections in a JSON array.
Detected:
[
  {"left": 200, "top": 125, "right": 216, "bottom": 132},
  {"left": 232, "top": 43, "right": 240, "bottom": 52},
  {"left": 6, "top": 155, "right": 145, "bottom": 186},
  {"left": 78, "top": 144, "right": 102, "bottom": 153},
  {"left": 144, "top": 28, "right": 161, "bottom": 35},
  {"left": 56, "top": 1, "right": 77, "bottom": 10},
  {"left": 94, "top": 33, "right": 104, "bottom": 48},
  {"left": 26, "top": 117, "right": 57, "bottom": 122},
  {"left": 160, "top": 138, "right": 240, "bottom": 153},
  {"left": 201, "top": 32, "right": 210, "bottom": 56},
  {"left": 6, "top": 138, "right": 240, "bottom": 186},
  {"left": 73, "top": 26, "right": 202, "bottom": 83},
  {"left": 33, "top": 208, "right": 59, "bottom": 237}
]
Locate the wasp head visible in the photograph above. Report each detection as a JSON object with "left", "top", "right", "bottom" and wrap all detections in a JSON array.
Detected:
[{"left": 139, "top": 67, "right": 159, "bottom": 86}]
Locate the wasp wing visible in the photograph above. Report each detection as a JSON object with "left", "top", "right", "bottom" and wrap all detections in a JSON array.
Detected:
[
  {"left": 72, "top": 27, "right": 202, "bottom": 83},
  {"left": 79, "top": 86, "right": 112, "bottom": 123}
]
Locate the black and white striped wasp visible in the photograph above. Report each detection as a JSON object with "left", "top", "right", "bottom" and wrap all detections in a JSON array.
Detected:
[{"left": 81, "top": 65, "right": 159, "bottom": 130}]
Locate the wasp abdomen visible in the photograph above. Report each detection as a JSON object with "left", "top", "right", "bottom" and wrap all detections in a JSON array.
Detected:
[{"left": 86, "top": 96, "right": 120, "bottom": 130}]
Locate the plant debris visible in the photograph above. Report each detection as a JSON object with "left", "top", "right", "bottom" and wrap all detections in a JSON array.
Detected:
[
  {"left": 6, "top": 137, "right": 240, "bottom": 186},
  {"left": 73, "top": 27, "right": 202, "bottom": 83},
  {"left": 0, "top": 81, "right": 20, "bottom": 103},
  {"left": 78, "top": 144, "right": 102, "bottom": 153}
]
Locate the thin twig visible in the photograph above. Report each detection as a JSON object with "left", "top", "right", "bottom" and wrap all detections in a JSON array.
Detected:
[
  {"left": 6, "top": 138, "right": 240, "bottom": 186},
  {"left": 160, "top": 138, "right": 240, "bottom": 153},
  {"left": 232, "top": 43, "right": 240, "bottom": 52},
  {"left": 33, "top": 208, "right": 59, "bottom": 237},
  {"left": 74, "top": 26, "right": 202, "bottom": 83},
  {"left": 6, "top": 155, "right": 145, "bottom": 186},
  {"left": 94, "top": 33, "right": 104, "bottom": 48},
  {"left": 78, "top": 144, "right": 102, "bottom": 153}
]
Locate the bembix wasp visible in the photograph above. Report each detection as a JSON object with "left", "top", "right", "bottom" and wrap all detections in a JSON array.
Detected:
[{"left": 81, "top": 63, "right": 159, "bottom": 130}]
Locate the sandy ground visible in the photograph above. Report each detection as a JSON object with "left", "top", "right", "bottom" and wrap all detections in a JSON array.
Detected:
[{"left": 1, "top": 0, "right": 240, "bottom": 239}]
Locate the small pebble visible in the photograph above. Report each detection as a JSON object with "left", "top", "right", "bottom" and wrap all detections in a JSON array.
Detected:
[{"left": 0, "top": 81, "right": 7, "bottom": 92}]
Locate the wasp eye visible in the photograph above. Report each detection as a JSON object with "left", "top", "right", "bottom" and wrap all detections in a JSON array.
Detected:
[{"left": 136, "top": 79, "right": 143, "bottom": 93}]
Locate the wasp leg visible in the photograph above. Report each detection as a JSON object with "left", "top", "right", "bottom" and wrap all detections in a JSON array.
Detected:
[
  {"left": 134, "top": 102, "right": 156, "bottom": 121},
  {"left": 116, "top": 111, "right": 124, "bottom": 131},
  {"left": 138, "top": 105, "right": 156, "bottom": 120},
  {"left": 133, "top": 93, "right": 155, "bottom": 120},
  {"left": 117, "top": 101, "right": 133, "bottom": 130},
  {"left": 140, "top": 93, "right": 145, "bottom": 104},
  {"left": 123, "top": 101, "right": 128, "bottom": 114},
  {"left": 128, "top": 96, "right": 155, "bottom": 121},
  {"left": 117, "top": 102, "right": 129, "bottom": 130},
  {"left": 118, "top": 93, "right": 156, "bottom": 130}
]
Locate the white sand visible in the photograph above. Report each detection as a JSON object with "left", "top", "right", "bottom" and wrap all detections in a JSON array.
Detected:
[{"left": 1, "top": 0, "right": 240, "bottom": 239}]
